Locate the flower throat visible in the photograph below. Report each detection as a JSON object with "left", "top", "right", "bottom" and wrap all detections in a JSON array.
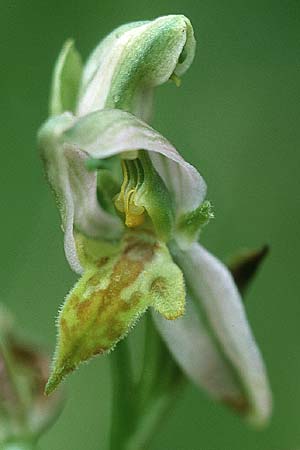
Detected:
[{"left": 114, "top": 156, "right": 146, "bottom": 227}]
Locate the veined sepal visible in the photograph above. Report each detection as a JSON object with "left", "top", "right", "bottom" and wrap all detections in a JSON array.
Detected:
[
  {"left": 77, "top": 15, "right": 196, "bottom": 120},
  {"left": 45, "top": 231, "right": 185, "bottom": 394}
]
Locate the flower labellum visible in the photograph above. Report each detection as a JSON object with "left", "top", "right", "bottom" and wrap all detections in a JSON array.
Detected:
[{"left": 38, "top": 14, "right": 272, "bottom": 425}]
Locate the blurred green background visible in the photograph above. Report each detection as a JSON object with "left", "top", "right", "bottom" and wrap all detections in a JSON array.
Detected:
[{"left": 1, "top": 1, "right": 299, "bottom": 449}]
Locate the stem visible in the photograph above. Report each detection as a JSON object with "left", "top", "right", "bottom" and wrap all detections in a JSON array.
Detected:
[
  {"left": 128, "top": 315, "right": 186, "bottom": 450},
  {"left": 108, "top": 314, "right": 186, "bottom": 450},
  {"left": 109, "top": 340, "right": 136, "bottom": 450},
  {"left": 137, "top": 314, "right": 162, "bottom": 406}
]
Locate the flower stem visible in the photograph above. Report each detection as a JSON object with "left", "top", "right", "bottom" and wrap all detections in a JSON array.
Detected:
[
  {"left": 109, "top": 340, "right": 136, "bottom": 450},
  {"left": 108, "top": 314, "right": 186, "bottom": 450}
]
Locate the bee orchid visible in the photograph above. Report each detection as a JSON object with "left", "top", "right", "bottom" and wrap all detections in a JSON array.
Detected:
[{"left": 38, "top": 15, "right": 271, "bottom": 425}]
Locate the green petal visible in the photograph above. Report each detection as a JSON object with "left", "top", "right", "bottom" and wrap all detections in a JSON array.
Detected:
[
  {"left": 46, "top": 232, "right": 185, "bottom": 394},
  {"left": 49, "top": 39, "right": 82, "bottom": 116},
  {"left": 176, "top": 200, "right": 214, "bottom": 246}
]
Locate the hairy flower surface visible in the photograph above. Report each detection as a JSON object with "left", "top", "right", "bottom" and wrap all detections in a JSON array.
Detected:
[{"left": 38, "top": 15, "right": 271, "bottom": 425}]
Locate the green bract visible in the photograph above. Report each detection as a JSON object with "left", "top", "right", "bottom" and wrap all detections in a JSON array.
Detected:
[{"left": 38, "top": 15, "right": 272, "bottom": 425}]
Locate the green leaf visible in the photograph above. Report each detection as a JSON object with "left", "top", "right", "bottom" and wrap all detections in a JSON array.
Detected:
[
  {"left": 45, "top": 231, "right": 185, "bottom": 394},
  {"left": 49, "top": 39, "right": 82, "bottom": 116}
]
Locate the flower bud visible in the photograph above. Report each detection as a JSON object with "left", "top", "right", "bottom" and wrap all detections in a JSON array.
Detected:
[{"left": 0, "top": 305, "right": 62, "bottom": 445}]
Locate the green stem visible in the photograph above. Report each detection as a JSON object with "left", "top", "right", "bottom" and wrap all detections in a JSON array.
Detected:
[
  {"left": 137, "top": 314, "right": 162, "bottom": 406},
  {"left": 109, "top": 340, "right": 136, "bottom": 450},
  {"left": 128, "top": 315, "right": 186, "bottom": 450},
  {"left": 109, "top": 314, "right": 186, "bottom": 450},
  {"left": 125, "top": 394, "right": 175, "bottom": 450}
]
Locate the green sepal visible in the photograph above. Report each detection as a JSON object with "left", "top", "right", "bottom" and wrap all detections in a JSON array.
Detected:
[
  {"left": 77, "top": 15, "right": 196, "bottom": 119},
  {"left": 45, "top": 231, "right": 185, "bottom": 394},
  {"left": 176, "top": 200, "right": 214, "bottom": 244},
  {"left": 49, "top": 40, "right": 82, "bottom": 116},
  {"left": 105, "top": 15, "right": 195, "bottom": 112}
]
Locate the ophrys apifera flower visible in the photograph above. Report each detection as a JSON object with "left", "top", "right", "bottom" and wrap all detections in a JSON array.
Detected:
[{"left": 38, "top": 15, "right": 271, "bottom": 425}]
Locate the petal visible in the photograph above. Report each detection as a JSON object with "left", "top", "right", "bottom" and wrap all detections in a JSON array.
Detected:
[
  {"left": 38, "top": 114, "right": 122, "bottom": 274},
  {"left": 62, "top": 108, "right": 207, "bottom": 220},
  {"left": 63, "top": 145, "right": 122, "bottom": 240},
  {"left": 153, "top": 300, "right": 242, "bottom": 402},
  {"left": 46, "top": 232, "right": 185, "bottom": 394},
  {"left": 77, "top": 15, "right": 196, "bottom": 120},
  {"left": 49, "top": 40, "right": 82, "bottom": 116},
  {"left": 156, "top": 242, "right": 272, "bottom": 425}
]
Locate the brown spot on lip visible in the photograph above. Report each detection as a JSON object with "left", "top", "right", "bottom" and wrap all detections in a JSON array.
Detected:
[
  {"left": 88, "top": 272, "right": 104, "bottom": 287},
  {"left": 76, "top": 299, "right": 93, "bottom": 320},
  {"left": 96, "top": 256, "right": 109, "bottom": 268},
  {"left": 67, "top": 294, "right": 80, "bottom": 309},
  {"left": 151, "top": 277, "right": 167, "bottom": 296},
  {"left": 61, "top": 318, "right": 70, "bottom": 339},
  {"left": 54, "top": 234, "right": 159, "bottom": 383},
  {"left": 123, "top": 235, "right": 158, "bottom": 262},
  {"left": 106, "top": 322, "right": 125, "bottom": 341},
  {"left": 92, "top": 346, "right": 108, "bottom": 356}
]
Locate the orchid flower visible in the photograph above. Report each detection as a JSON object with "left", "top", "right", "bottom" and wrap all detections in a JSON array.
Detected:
[
  {"left": 38, "top": 15, "right": 272, "bottom": 426},
  {"left": 0, "top": 305, "right": 62, "bottom": 448}
]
